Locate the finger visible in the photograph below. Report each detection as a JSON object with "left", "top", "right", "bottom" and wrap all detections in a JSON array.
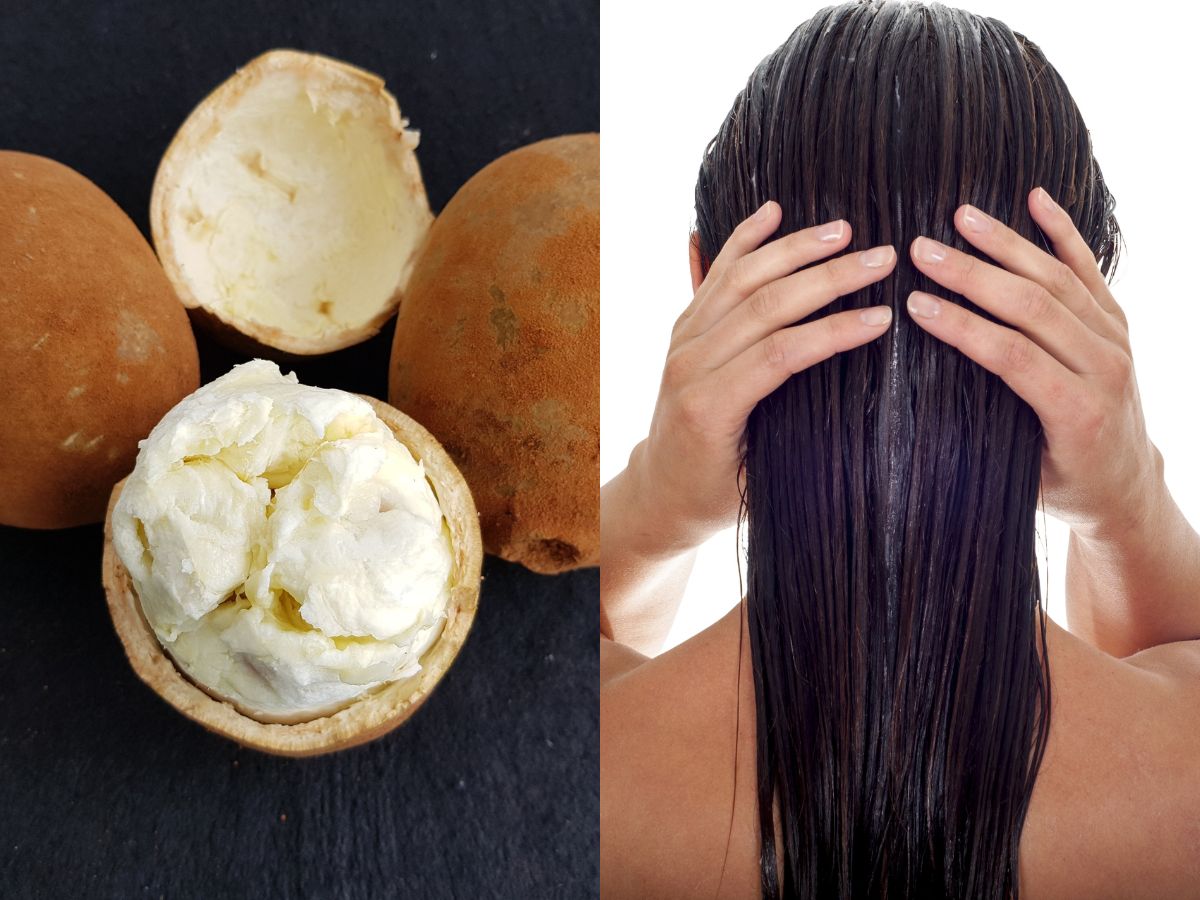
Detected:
[
  {"left": 683, "top": 217, "right": 853, "bottom": 337},
  {"left": 953, "top": 203, "right": 1119, "bottom": 342},
  {"left": 1028, "top": 187, "right": 1124, "bottom": 321},
  {"left": 710, "top": 200, "right": 784, "bottom": 275},
  {"left": 674, "top": 201, "right": 785, "bottom": 332},
  {"left": 905, "top": 290, "right": 1085, "bottom": 427},
  {"left": 910, "top": 236, "right": 1110, "bottom": 375},
  {"left": 692, "top": 245, "right": 897, "bottom": 370},
  {"left": 709, "top": 305, "right": 893, "bottom": 419}
]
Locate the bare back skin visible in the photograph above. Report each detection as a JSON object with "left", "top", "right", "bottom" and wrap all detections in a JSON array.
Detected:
[{"left": 600, "top": 609, "right": 1200, "bottom": 899}]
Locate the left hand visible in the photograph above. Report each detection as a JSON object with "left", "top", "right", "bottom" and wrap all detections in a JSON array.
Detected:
[{"left": 905, "top": 187, "right": 1162, "bottom": 538}]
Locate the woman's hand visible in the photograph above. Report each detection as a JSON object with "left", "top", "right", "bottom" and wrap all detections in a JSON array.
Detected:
[
  {"left": 906, "top": 187, "right": 1162, "bottom": 539},
  {"left": 625, "top": 200, "right": 897, "bottom": 558}
]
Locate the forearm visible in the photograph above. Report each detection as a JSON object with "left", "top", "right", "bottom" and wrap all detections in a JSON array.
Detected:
[
  {"left": 1066, "top": 479, "right": 1200, "bottom": 657},
  {"left": 600, "top": 456, "right": 698, "bottom": 657}
]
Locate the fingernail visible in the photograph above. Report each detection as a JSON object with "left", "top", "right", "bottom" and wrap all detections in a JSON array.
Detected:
[
  {"left": 907, "top": 291, "right": 942, "bottom": 318},
  {"left": 816, "top": 220, "right": 846, "bottom": 242},
  {"left": 1034, "top": 187, "right": 1059, "bottom": 213},
  {"left": 860, "top": 246, "right": 895, "bottom": 268},
  {"left": 753, "top": 201, "right": 774, "bottom": 222},
  {"left": 913, "top": 237, "right": 948, "bottom": 264},
  {"left": 961, "top": 205, "right": 993, "bottom": 233},
  {"left": 860, "top": 306, "right": 892, "bottom": 326}
]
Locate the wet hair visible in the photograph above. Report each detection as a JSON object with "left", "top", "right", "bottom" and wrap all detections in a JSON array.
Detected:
[{"left": 693, "top": 2, "right": 1120, "bottom": 897}]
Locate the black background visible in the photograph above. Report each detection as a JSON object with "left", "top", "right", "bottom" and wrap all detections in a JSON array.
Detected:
[{"left": 0, "top": 1, "right": 599, "bottom": 897}]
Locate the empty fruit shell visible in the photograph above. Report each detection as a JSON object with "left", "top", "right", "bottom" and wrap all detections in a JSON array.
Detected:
[{"left": 151, "top": 50, "right": 434, "bottom": 356}]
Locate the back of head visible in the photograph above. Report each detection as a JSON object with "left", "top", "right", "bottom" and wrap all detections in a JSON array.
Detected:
[{"left": 693, "top": 2, "right": 1119, "bottom": 897}]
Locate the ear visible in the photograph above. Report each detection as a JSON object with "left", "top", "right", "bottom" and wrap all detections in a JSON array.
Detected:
[{"left": 688, "top": 231, "right": 706, "bottom": 294}]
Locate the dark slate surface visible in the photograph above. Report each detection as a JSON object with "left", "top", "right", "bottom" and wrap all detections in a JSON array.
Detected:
[{"left": 0, "top": 2, "right": 599, "bottom": 897}]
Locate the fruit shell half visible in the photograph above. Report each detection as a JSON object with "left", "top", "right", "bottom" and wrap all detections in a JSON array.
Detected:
[{"left": 150, "top": 50, "right": 433, "bottom": 357}]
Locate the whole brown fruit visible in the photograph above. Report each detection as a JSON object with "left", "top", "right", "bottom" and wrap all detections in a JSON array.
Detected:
[
  {"left": 389, "top": 134, "right": 598, "bottom": 573},
  {"left": 0, "top": 152, "right": 200, "bottom": 529}
]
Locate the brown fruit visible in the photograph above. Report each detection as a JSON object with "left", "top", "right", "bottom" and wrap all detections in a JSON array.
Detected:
[
  {"left": 0, "top": 152, "right": 200, "bottom": 529},
  {"left": 389, "top": 134, "right": 599, "bottom": 574},
  {"left": 101, "top": 395, "right": 482, "bottom": 757}
]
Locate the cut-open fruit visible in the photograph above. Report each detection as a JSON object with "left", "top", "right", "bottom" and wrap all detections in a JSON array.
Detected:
[
  {"left": 102, "top": 390, "right": 482, "bottom": 756},
  {"left": 150, "top": 50, "right": 433, "bottom": 355}
]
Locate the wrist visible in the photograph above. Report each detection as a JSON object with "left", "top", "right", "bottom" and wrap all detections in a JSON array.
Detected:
[
  {"left": 1072, "top": 453, "right": 1173, "bottom": 550},
  {"left": 615, "top": 442, "right": 710, "bottom": 561}
]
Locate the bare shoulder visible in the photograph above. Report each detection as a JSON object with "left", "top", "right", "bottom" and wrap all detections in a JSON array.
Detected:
[
  {"left": 600, "top": 606, "right": 760, "bottom": 899},
  {"left": 1020, "top": 620, "right": 1200, "bottom": 899}
]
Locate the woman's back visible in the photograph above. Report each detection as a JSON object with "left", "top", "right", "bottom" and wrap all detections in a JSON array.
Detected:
[{"left": 601, "top": 609, "right": 1200, "bottom": 898}]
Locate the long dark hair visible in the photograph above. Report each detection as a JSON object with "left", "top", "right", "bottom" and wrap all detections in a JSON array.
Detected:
[{"left": 694, "top": 3, "right": 1120, "bottom": 897}]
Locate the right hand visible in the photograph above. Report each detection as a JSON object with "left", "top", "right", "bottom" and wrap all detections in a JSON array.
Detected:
[
  {"left": 906, "top": 188, "right": 1163, "bottom": 541},
  {"left": 624, "top": 200, "right": 897, "bottom": 556}
]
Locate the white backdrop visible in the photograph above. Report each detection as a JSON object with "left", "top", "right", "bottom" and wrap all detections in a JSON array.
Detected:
[{"left": 601, "top": 1, "right": 1200, "bottom": 649}]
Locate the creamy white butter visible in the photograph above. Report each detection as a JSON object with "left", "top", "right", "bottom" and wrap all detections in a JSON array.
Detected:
[{"left": 112, "top": 360, "right": 453, "bottom": 721}]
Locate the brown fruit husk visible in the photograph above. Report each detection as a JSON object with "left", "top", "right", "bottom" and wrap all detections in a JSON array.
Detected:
[
  {"left": 389, "top": 134, "right": 599, "bottom": 574},
  {"left": 101, "top": 396, "right": 482, "bottom": 756},
  {"left": 0, "top": 152, "right": 200, "bottom": 529}
]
